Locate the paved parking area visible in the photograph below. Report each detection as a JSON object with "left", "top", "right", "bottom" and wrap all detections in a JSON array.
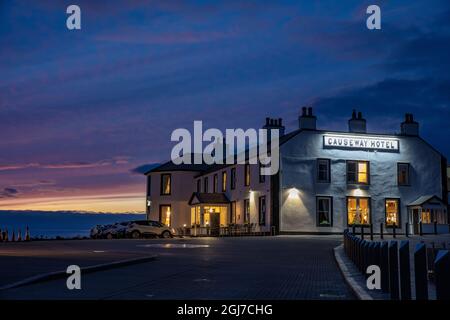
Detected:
[{"left": 0, "top": 236, "right": 355, "bottom": 300}]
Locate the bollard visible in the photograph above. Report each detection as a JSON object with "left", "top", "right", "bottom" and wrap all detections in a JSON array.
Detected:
[
  {"left": 11, "top": 230, "right": 16, "bottom": 242},
  {"left": 380, "top": 223, "right": 384, "bottom": 240},
  {"left": 17, "top": 229, "right": 22, "bottom": 242},
  {"left": 399, "top": 240, "right": 412, "bottom": 300},
  {"left": 393, "top": 224, "right": 396, "bottom": 238},
  {"left": 414, "top": 243, "right": 428, "bottom": 300},
  {"left": 370, "top": 224, "right": 374, "bottom": 241},
  {"left": 5, "top": 228, "right": 9, "bottom": 242},
  {"left": 405, "top": 222, "right": 409, "bottom": 238},
  {"left": 25, "top": 226, "right": 31, "bottom": 241},
  {"left": 380, "top": 241, "right": 389, "bottom": 293},
  {"left": 389, "top": 241, "right": 400, "bottom": 300},
  {"left": 434, "top": 250, "right": 450, "bottom": 300}
]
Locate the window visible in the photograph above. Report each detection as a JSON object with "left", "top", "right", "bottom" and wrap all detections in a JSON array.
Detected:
[
  {"left": 159, "top": 205, "right": 171, "bottom": 226},
  {"left": 160, "top": 174, "right": 171, "bottom": 195},
  {"left": 421, "top": 209, "right": 431, "bottom": 223},
  {"left": 245, "top": 164, "right": 250, "bottom": 186},
  {"left": 231, "top": 168, "right": 236, "bottom": 190},
  {"left": 347, "top": 161, "right": 369, "bottom": 184},
  {"left": 398, "top": 163, "right": 410, "bottom": 186},
  {"left": 385, "top": 198, "right": 400, "bottom": 227},
  {"left": 196, "top": 179, "right": 201, "bottom": 193},
  {"left": 258, "top": 196, "right": 266, "bottom": 226},
  {"left": 203, "top": 177, "right": 209, "bottom": 193},
  {"left": 222, "top": 171, "right": 227, "bottom": 192},
  {"left": 244, "top": 199, "right": 250, "bottom": 224},
  {"left": 347, "top": 197, "right": 370, "bottom": 225},
  {"left": 317, "top": 159, "right": 330, "bottom": 183},
  {"left": 259, "top": 163, "right": 266, "bottom": 183},
  {"left": 230, "top": 201, "right": 236, "bottom": 224},
  {"left": 316, "top": 197, "right": 333, "bottom": 227},
  {"left": 213, "top": 174, "right": 218, "bottom": 193},
  {"left": 146, "top": 175, "right": 151, "bottom": 196}
]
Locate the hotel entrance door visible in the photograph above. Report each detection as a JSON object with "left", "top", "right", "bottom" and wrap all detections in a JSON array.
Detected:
[
  {"left": 411, "top": 209, "right": 420, "bottom": 234},
  {"left": 209, "top": 209, "right": 220, "bottom": 236}
]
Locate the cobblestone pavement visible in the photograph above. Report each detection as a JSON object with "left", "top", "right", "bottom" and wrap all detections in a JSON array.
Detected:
[{"left": 0, "top": 236, "right": 355, "bottom": 300}]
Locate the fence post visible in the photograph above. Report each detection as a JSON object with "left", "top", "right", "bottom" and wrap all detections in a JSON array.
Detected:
[
  {"left": 405, "top": 222, "right": 409, "bottom": 238},
  {"left": 419, "top": 221, "right": 423, "bottom": 236},
  {"left": 393, "top": 224, "right": 396, "bottom": 238},
  {"left": 370, "top": 224, "right": 374, "bottom": 241},
  {"left": 414, "top": 243, "right": 428, "bottom": 300},
  {"left": 389, "top": 241, "right": 400, "bottom": 300},
  {"left": 380, "top": 223, "right": 384, "bottom": 240},
  {"left": 361, "top": 226, "right": 364, "bottom": 240},
  {"left": 380, "top": 241, "right": 389, "bottom": 293},
  {"left": 434, "top": 221, "right": 438, "bottom": 235},
  {"left": 352, "top": 225, "right": 356, "bottom": 234},
  {"left": 434, "top": 250, "right": 450, "bottom": 300},
  {"left": 399, "top": 240, "right": 411, "bottom": 300}
]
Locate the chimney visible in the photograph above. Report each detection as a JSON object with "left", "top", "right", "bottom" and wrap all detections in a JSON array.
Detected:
[
  {"left": 401, "top": 113, "right": 419, "bottom": 136},
  {"left": 348, "top": 109, "right": 366, "bottom": 133},
  {"left": 263, "top": 117, "right": 285, "bottom": 136},
  {"left": 299, "top": 106, "right": 317, "bottom": 130}
]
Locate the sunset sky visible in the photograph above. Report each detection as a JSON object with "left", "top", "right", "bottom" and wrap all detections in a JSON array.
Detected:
[{"left": 1, "top": 0, "right": 449, "bottom": 213}]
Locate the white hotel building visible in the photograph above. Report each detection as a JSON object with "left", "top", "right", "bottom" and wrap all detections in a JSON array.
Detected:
[{"left": 145, "top": 108, "right": 449, "bottom": 235}]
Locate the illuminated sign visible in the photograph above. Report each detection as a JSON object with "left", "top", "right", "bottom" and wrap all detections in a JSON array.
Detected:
[{"left": 323, "top": 134, "right": 399, "bottom": 151}]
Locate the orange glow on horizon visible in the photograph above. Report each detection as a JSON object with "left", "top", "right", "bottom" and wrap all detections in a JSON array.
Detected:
[{"left": 0, "top": 192, "right": 146, "bottom": 213}]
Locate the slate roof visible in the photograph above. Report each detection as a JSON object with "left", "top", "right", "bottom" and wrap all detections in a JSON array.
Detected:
[
  {"left": 407, "top": 195, "right": 444, "bottom": 207},
  {"left": 188, "top": 192, "right": 230, "bottom": 205}
]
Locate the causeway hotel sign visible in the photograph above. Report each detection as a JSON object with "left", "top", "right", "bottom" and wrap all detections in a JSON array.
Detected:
[{"left": 323, "top": 134, "right": 399, "bottom": 152}]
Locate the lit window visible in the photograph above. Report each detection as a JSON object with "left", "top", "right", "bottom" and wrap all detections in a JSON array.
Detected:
[
  {"left": 421, "top": 209, "right": 431, "bottom": 223},
  {"left": 317, "top": 159, "right": 330, "bottom": 183},
  {"left": 347, "top": 197, "right": 370, "bottom": 225},
  {"left": 259, "top": 196, "right": 266, "bottom": 225},
  {"left": 160, "top": 174, "right": 171, "bottom": 195},
  {"left": 160, "top": 205, "right": 171, "bottom": 226},
  {"left": 222, "top": 171, "right": 227, "bottom": 192},
  {"left": 244, "top": 164, "right": 250, "bottom": 186},
  {"left": 317, "top": 197, "right": 332, "bottom": 226},
  {"left": 244, "top": 199, "right": 250, "bottom": 224},
  {"left": 347, "top": 161, "right": 369, "bottom": 184},
  {"left": 213, "top": 174, "right": 218, "bottom": 193},
  {"left": 385, "top": 199, "right": 400, "bottom": 227},
  {"left": 398, "top": 163, "right": 410, "bottom": 186}
]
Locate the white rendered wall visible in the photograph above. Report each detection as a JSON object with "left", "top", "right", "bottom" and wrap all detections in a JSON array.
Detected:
[{"left": 279, "top": 131, "right": 444, "bottom": 233}]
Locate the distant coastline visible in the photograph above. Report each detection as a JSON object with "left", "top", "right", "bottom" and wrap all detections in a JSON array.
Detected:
[{"left": 0, "top": 210, "right": 146, "bottom": 239}]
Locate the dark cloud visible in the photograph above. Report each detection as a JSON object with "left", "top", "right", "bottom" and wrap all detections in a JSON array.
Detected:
[{"left": 0, "top": 188, "right": 19, "bottom": 198}]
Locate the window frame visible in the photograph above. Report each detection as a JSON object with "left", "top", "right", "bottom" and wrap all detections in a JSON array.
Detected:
[
  {"left": 346, "top": 196, "right": 372, "bottom": 226},
  {"left": 222, "top": 171, "right": 227, "bottom": 192},
  {"left": 159, "top": 204, "right": 172, "bottom": 226},
  {"left": 196, "top": 179, "right": 201, "bottom": 193},
  {"left": 258, "top": 196, "right": 266, "bottom": 226},
  {"left": 316, "top": 196, "right": 333, "bottom": 227},
  {"left": 385, "top": 198, "right": 401, "bottom": 228},
  {"left": 259, "top": 162, "right": 266, "bottom": 183},
  {"left": 244, "top": 164, "right": 250, "bottom": 186},
  {"left": 317, "top": 158, "right": 331, "bottom": 183},
  {"left": 231, "top": 167, "right": 236, "bottom": 190},
  {"left": 203, "top": 177, "right": 209, "bottom": 193},
  {"left": 346, "top": 160, "right": 370, "bottom": 185},
  {"left": 243, "top": 199, "right": 250, "bottom": 224},
  {"left": 160, "top": 173, "right": 171, "bottom": 195},
  {"left": 213, "top": 174, "right": 218, "bottom": 193},
  {"left": 397, "top": 163, "right": 410, "bottom": 186}
]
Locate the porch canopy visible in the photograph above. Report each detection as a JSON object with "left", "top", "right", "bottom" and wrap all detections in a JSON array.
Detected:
[
  {"left": 188, "top": 192, "right": 230, "bottom": 227},
  {"left": 407, "top": 195, "right": 448, "bottom": 225}
]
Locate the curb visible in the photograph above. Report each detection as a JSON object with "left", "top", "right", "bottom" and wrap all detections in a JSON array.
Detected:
[
  {"left": 333, "top": 244, "right": 373, "bottom": 300},
  {"left": 0, "top": 255, "right": 157, "bottom": 291}
]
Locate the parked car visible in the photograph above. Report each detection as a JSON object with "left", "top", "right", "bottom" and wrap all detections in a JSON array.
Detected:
[
  {"left": 90, "top": 222, "right": 130, "bottom": 239},
  {"left": 125, "top": 220, "right": 176, "bottom": 239}
]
